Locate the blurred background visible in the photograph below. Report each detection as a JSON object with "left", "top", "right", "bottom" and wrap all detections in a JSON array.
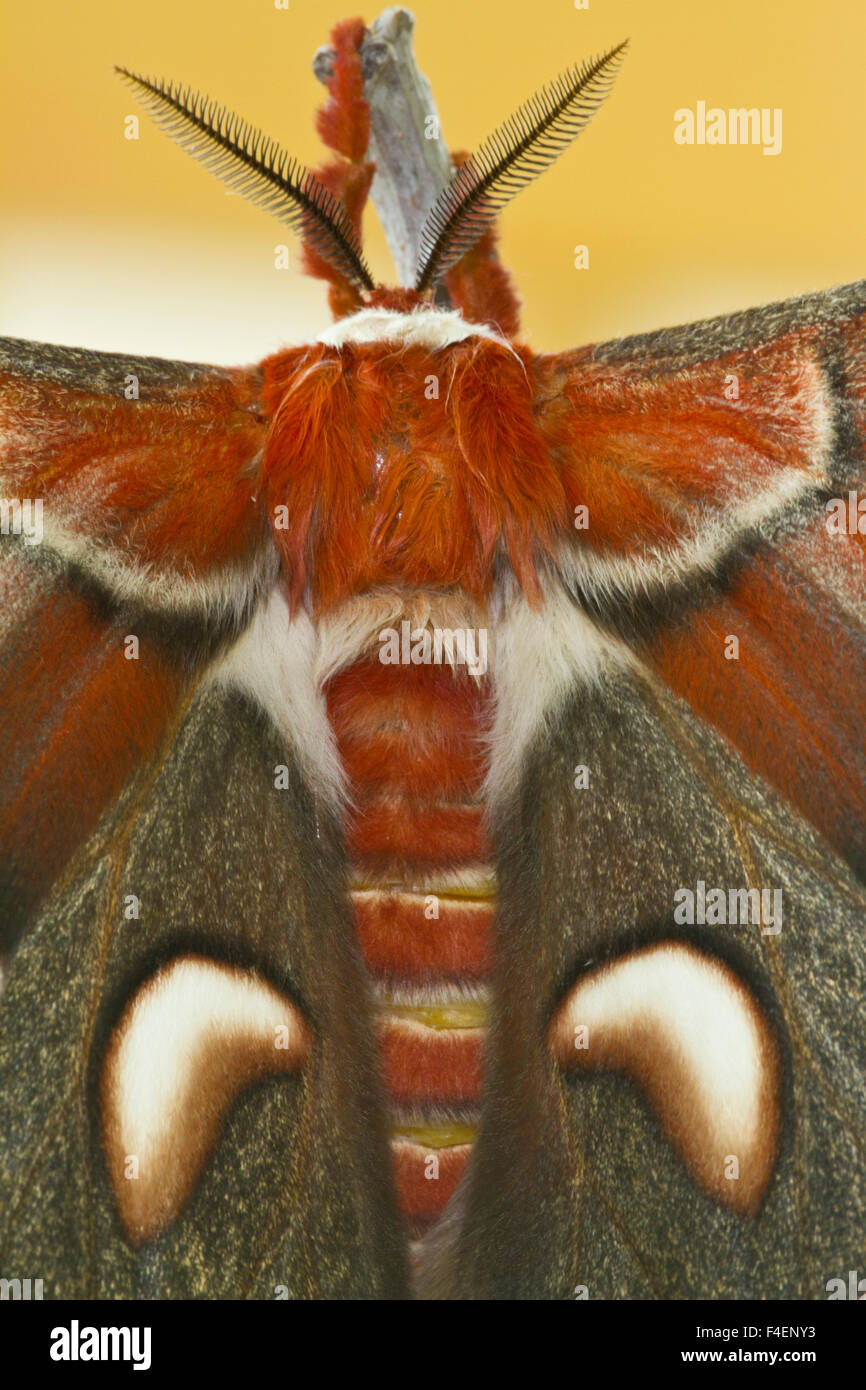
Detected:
[{"left": 1, "top": 0, "right": 863, "bottom": 362}]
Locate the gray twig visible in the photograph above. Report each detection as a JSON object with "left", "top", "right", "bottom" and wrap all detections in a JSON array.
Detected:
[{"left": 313, "top": 7, "right": 452, "bottom": 288}]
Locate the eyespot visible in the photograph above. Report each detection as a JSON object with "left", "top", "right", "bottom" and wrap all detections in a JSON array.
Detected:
[
  {"left": 100, "top": 954, "right": 311, "bottom": 1243},
  {"left": 548, "top": 941, "right": 781, "bottom": 1215}
]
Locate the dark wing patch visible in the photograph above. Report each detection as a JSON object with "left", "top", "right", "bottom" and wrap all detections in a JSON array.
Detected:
[
  {"left": 453, "top": 670, "right": 866, "bottom": 1299},
  {"left": 0, "top": 682, "right": 406, "bottom": 1298}
]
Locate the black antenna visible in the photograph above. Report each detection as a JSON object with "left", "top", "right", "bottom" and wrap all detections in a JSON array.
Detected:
[
  {"left": 116, "top": 68, "right": 375, "bottom": 292},
  {"left": 415, "top": 42, "right": 628, "bottom": 292}
]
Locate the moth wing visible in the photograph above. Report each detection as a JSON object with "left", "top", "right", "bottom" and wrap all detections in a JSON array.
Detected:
[
  {"left": 439, "top": 283, "right": 866, "bottom": 1298},
  {"left": 0, "top": 337, "right": 273, "bottom": 944},
  {"left": 461, "top": 657, "right": 866, "bottom": 1299},
  {"left": 531, "top": 278, "right": 866, "bottom": 876},
  {"left": 0, "top": 338, "right": 407, "bottom": 1297}
]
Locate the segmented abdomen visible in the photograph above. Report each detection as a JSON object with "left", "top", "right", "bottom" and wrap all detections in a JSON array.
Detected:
[{"left": 325, "top": 654, "right": 493, "bottom": 1237}]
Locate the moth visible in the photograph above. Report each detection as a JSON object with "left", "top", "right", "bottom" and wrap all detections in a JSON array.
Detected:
[{"left": 1, "top": 16, "right": 864, "bottom": 1301}]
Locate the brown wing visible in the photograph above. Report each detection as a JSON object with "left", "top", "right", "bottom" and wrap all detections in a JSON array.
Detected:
[
  {"left": 531, "top": 278, "right": 866, "bottom": 878},
  {"left": 0, "top": 337, "right": 272, "bottom": 945}
]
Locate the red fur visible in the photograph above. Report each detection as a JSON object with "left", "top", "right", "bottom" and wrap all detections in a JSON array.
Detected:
[
  {"left": 513, "top": 314, "right": 866, "bottom": 868},
  {"left": 365, "top": 288, "right": 430, "bottom": 314},
  {"left": 0, "top": 364, "right": 268, "bottom": 932},
  {"left": 0, "top": 572, "right": 185, "bottom": 919},
  {"left": 381, "top": 1023, "right": 483, "bottom": 1103},
  {"left": 315, "top": 18, "right": 370, "bottom": 161},
  {"left": 346, "top": 798, "right": 489, "bottom": 865},
  {"left": 0, "top": 367, "right": 266, "bottom": 575},
  {"left": 261, "top": 338, "right": 568, "bottom": 611},
  {"left": 329, "top": 651, "right": 492, "bottom": 1227},
  {"left": 300, "top": 17, "right": 375, "bottom": 319},
  {"left": 337, "top": 729, "right": 484, "bottom": 800},
  {"left": 533, "top": 335, "right": 831, "bottom": 555},
  {"left": 647, "top": 532, "right": 866, "bottom": 868},
  {"left": 326, "top": 659, "right": 488, "bottom": 799},
  {"left": 392, "top": 1142, "right": 470, "bottom": 1223},
  {"left": 353, "top": 893, "right": 492, "bottom": 978}
]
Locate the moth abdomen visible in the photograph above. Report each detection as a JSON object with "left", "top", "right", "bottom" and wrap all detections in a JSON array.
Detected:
[{"left": 324, "top": 620, "right": 495, "bottom": 1240}]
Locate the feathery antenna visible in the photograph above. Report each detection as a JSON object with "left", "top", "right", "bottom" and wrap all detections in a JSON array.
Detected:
[
  {"left": 115, "top": 67, "right": 375, "bottom": 292},
  {"left": 415, "top": 41, "right": 628, "bottom": 292}
]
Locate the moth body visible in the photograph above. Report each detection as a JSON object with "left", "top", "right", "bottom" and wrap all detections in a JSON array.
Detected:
[
  {"left": 1, "top": 21, "right": 864, "bottom": 1300},
  {"left": 328, "top": 646, "right": 493, "bottom": 1237},
  {"left": 272, "top": 302, "right": 534, "bottom": 1239}
]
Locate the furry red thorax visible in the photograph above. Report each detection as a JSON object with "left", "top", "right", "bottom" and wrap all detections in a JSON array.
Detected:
[{"left": 261, "top": 332, "right": 568, "bottom": 613}]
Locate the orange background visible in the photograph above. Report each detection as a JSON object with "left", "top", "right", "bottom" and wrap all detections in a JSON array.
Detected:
[{"left": 1, "top": 0, "right": 863, "bottom": 363}]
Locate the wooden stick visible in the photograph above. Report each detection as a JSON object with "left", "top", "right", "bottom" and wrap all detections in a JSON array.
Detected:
[{"left": 313, "top": 7, "right": 452, "bottom": 288}]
